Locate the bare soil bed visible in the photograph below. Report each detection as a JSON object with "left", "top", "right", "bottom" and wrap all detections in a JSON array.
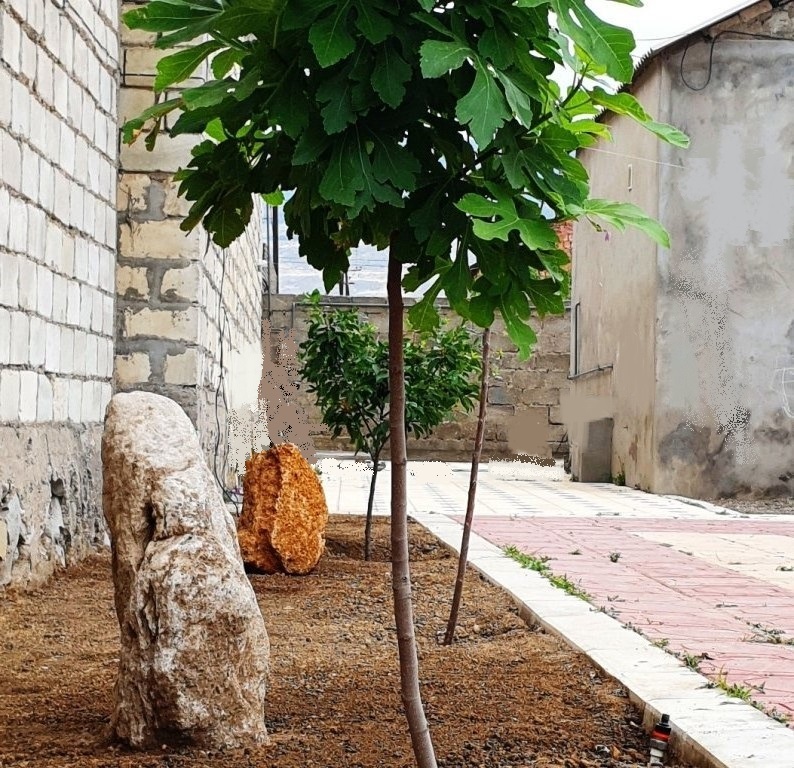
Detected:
[{"left": 0, "top": 516, "right": 695, "bottom": 768}]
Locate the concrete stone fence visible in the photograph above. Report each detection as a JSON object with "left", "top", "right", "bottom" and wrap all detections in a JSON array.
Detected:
[{"left": 264, "top": 294, "right": 571, "bottom": 462}]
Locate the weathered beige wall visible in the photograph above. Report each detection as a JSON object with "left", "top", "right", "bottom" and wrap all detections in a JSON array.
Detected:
[
  {"left": 0, "top": 0, "right": 119, "bottom": 587},
  {"left": 568, "top": 63, "right": 663, "bottom": 490},
  {"left": 654, "top": 9, "right": 794, "bottom": 497},
  {"left": 263, "top": 295, "right": 570, "bottom": 462},
  {"left": 117, "top": 6, "right": 263, "bottom": 481}
]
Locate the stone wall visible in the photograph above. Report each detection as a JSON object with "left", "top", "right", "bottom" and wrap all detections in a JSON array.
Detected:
[
  {"left": 265, "top": 295, "right": 570, "bottom": 462},
  {"left": 116, "top": 3, "right": 263, "bottom": 481},
  {"left": 0, "top": 0, "right": 119, "bottom": 586}
]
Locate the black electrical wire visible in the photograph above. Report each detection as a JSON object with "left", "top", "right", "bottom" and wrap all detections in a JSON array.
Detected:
[{"left": 680, "top": 28, "right": 794, "bottom": 91}]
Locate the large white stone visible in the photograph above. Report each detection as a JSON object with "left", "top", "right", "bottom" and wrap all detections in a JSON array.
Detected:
[{"left": 102, "top": 391, "right": 269, "bottom": 749}]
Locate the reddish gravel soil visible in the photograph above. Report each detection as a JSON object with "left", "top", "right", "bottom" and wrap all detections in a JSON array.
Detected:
[{"left": 0, "top": 516, "right": 696, "bottom": 768}]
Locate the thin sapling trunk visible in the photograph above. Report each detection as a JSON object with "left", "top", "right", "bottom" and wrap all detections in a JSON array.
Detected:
[
  {"left": 444, "top": 326, "right": 492, "bottom": 646},
  {"left": 364, "top": 451, "right": 381, "bottom": 561},
  {"left": 387, "top": 251, "right": 438, "bottom": 768}
]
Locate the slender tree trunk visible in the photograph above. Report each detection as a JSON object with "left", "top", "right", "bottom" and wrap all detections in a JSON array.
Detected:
[
  {"left": 364, "top": 453, "right": 380, "bottom": 561},
  {"left": 387, "top": 250, "right": 438, "bottom": 768},
  {"left": 443, "top": 326, "right": 491, "bottom": 646}
]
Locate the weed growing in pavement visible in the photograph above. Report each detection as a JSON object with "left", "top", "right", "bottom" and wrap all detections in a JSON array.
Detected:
[
  {"left": 652, "top": 637, "right": 669, "bottom": 649},
  {"left": 680, "top": 653, "right": 703, "bottom": 671},
  {"left": 709, "top": 669, "right": 763, "bottom": 702},
  {"left": 503, "top": 546, "right": 590, "bottom": 600}
]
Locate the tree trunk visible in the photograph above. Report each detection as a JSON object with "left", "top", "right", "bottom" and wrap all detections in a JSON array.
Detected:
[
  {"left": 364, "top": 454, "right": 380, "bottom": 561},
  {"left": 443, "top": 326, "right": 491, "bottom": 646},
  {"left": 387, "top": 249, "right": 438, "bottom": 768}
]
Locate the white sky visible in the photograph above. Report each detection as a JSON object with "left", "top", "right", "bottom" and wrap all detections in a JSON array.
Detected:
[{"left": 591, "top": 0, "right": 753, "bottom": 58}]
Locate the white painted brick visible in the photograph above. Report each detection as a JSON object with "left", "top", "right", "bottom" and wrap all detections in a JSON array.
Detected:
[
  {"left": 37, "top": 265, "right": 53, "bottom": 318},
  {"left": 59, "top": 326, "right": 74, "bottom": 373},
  {"left": 67, "top": 377, "right": 81, "bottom": 421},
  {"left": 60, "top": 17, "right": 74, "bottom": 73},
  {"left": 9, "top": 311, "right": 29, "bottom": 365},
  {"left": 8, "top": 196, "right": 28, "bottom": 253},
  {"left": 0, "top": 187, "right": 9, "bottom": 248},
  {"left": 87, "top": 51, "right": 100, "bottom": 96},
  {"left": 69, "top": 184, "right": 83, "bottom": 231},
  {"left": 99, "top": 247, "right": 113, "bottom": 292},
  {"left": 29, "top": 99, "right": 46, "bottom": 156},
  {"left": 52, "top": 377, "right": 69, "bottom": 421},
  {"left": 103, "top": 205, "right": 115, "bottom": 247},
  {"left": 0, "top": 68, "right": 12, "bottom": 127},
  {"left": 74, "top": 135, "right": 88, "bottom": 185},
  {"left": 19, "top": 370, "right": 38, "bottom": 422},
  {"left": 60, "top": 124, "right": 75, "bottom": 176},
  {"left": 44, "top": 220, "right": 63, "bottom": 269},
  {"left": 81, "top": 380, "right": 99, "bottom": 422},
  {"left": 83, "top": 194, "right": 97, "bottom": 250},
  {"left": 73, "top": 239, "right": 88, "bottom": 281},
  {"left": 73, "top": 33, "right": 88, "bottom": 83},
  {"left": 115, "top": 352, "right": 151, "bottom": 384},
  {"left": 66, "top": 280, "right": 80, "bottom": 325},
  {"left": 86, "top": 332, "right": 98, "bottom": 374},
  {"left": 67, "top": 78, "right": 82, "bottom": 132},
  {"left": 0, "top": 306, "right": 10, "bottom": 364},
  {"left": 87, "top": 147, "right": 100, "bottom": 190},
  {"left": 102, "top": 294, "right": 113, "bottom": 335},
  {"left": 81, "top": 95, "right": 95, "bottom": 143},
  {"left": 97, "top": 332, "right": 107, "bottom": 376},
  {"left": 104, "top": 338, "right": 113, "bottom": 377},
  {"left": 28, "top": 206, "right": 46, "bottom": 260},
  {"left": 1, "top": 13, "right": 21, "bottom": 73},
  {"left": 17, "top": 256, "right": 37, "bottom": 311},
  {"left": 99, "top": 382, "right": 111, "bottom": 416},
  {"left": 73, "top": 329, "right": 86, "bottom": 375},
  {"left": 1, "top": 130, "right": 22, "bottom": 191},
  {"left": 11, "top": 79, "right": 29, "bottom": 136},
  {"left": 38, "top": 160, "right": 55, "bottom": 213},
  {"left": 27, "top": 0, "right": 45, "bottom": 36},
  {"left": 37, "top": 374, "right": 53, "bottom": 421},
  {"left": 36, "top": 52, "right": 54, "bottom": 105},
  {"left": 29, "top": 315, "right": 45, "bottom": 367},
  {"left": 87, "top": 243, "right": 100, "bottom": 285},
  {"left": 61, "top": 233, "right": 75, "bottom": 274},
  {"left": 0, "top": 368, "right": 21, "bottom": 421},
  {"left": 0, "top": 250, "right": 19, "bottom": 308},
  {"left": 54, "top": 169, "right": 70, "bottom": 224},
  {"left": 53, "top": 64, "right": 68, "bottom": 118},
  {"left": 52, "top": 274, "right": 67, "bottom": 323},
  {"left": 21, "top": 144, "right": 40, "bottom": 202},
  {"left": 79, "top": 283, "right": 93, "bottom": 328},
  {"left": 45, "top": 321, "right": 60, "bottom": 371},
  {"left": 20, "top": 30, "right": 37, "bottom": 81},
  {"left": 91, "top": 288, "right": 103, "bottom": 333},
  {"left": 43, "top": 2, "right": 61, "bottom": 60}
]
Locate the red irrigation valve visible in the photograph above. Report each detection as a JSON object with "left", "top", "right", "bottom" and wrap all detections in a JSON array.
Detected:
[{"left": 649, "top": 713, "right": 671, "bottom": 767}]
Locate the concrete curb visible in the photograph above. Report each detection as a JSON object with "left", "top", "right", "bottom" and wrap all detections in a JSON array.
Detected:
[{"left": 411, "top": 509, "right": 794, "bottom": 768}]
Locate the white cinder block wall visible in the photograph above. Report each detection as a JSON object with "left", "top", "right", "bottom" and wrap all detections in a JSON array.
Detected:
[{"left": 0, "top": 0, "right": 119, "bottom": 586}]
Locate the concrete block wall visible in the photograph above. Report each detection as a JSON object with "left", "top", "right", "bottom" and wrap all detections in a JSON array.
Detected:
[
  {"left": 0, "top": 0, "right": 119, "bottom": 586},
  {"left": 265, "top": 295, "right": 570, "bottom": 462},
  {"left": 116, "top": 5, "right": 263, "bottom": 479}
]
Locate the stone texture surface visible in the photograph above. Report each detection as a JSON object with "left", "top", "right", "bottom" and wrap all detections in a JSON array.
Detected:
[
  {"left": 102, "top": 391, "right": 269, "bottom": 749},
  {"left": 238, "top": 443, "right": 328, "bottom": 575}
]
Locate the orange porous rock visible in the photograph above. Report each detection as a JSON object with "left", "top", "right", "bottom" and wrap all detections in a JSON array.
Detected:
[{"left": 238, "top": 444, "right": 328, "bottom": 575}]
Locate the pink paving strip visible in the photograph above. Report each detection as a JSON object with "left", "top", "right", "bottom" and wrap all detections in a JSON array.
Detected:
[{"left": 461, "top": 515, "right": 794, "bottom": 722}]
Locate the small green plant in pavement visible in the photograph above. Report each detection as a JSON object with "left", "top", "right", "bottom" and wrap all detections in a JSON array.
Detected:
[{"left": 504, "top": 545, "right": 590, "bottom": 600}]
